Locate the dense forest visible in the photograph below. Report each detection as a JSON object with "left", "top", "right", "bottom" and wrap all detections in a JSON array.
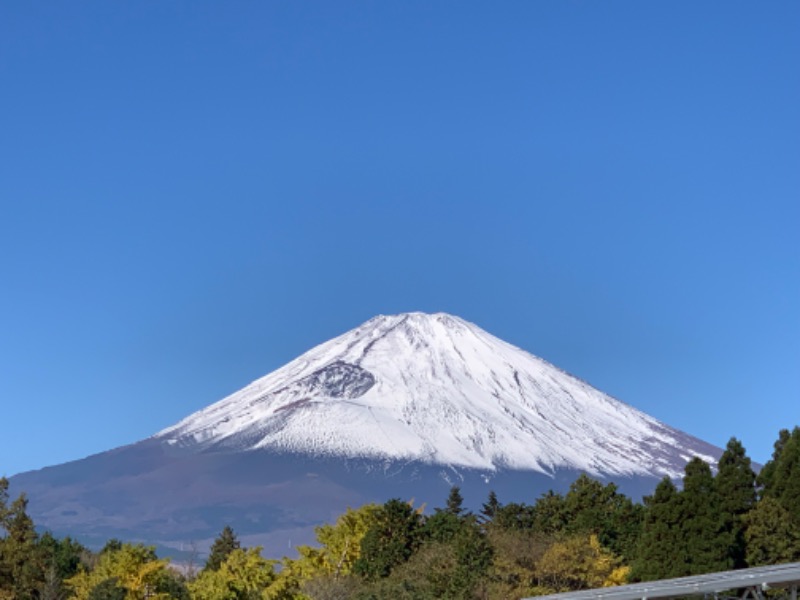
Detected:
[{"left": 2, "top": 427, "right": 800, "bottom": 600}]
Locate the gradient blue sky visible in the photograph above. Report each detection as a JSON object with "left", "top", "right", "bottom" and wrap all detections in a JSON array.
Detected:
[{"left": 2, "top": 2, "right": 798, "bottom": 477}]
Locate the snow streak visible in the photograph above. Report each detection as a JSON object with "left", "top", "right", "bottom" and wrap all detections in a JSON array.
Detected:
[{"left": 157, "top": 313, "right": 717, "bottom": 478}]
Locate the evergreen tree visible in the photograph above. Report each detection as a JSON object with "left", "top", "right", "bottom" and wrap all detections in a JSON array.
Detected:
[
  {"left": 205, "top": 525, "right": 241, "bottom": 572},
  {"left": 450, "top": 516, "right": 494, "bottom": 597},
  {"left": 561, "top": 474, "right": 642, "bottom": 561},
  {"left": 744, "top": 497, "right": 800, "bottom": 567},
  {"left": 38, "top": 532, "right": 86, "bottom": 582},
  {"left": 354, "top": 499, "right": 423, "bottom": 579},
  {"left": 423, "top": 510, "right": 462, "bottom": 544},
  {"left": 480, "top": 490, "right": 501, "bottom": 523},
  {"left": 631, "top": 477, "right": 684, "bottom": 581},
  {"left": 0, "top": 492, "right": 41, "bottom": 598},
  {"left": 37, "top": 532, "right": 87, "bottom": 600},
  {"left": 630, "top": 458, "right": 736, "bottom": 581},
  {"left": 100, "top": 539, "right": 123, "bottom": 555},
  {"left": 424, "top": 486, "right": 468, "bottom": 543},
  {"left": 493, "top": 502, "right": 537, "bottom": 531},
  {"left": 759, "top": 427, "right": 800, "bottom": 523},
  {"left": 757, "top": 428, "right": 792, "bottom": 493},
  {"left": 679, "top": 457, "right": 731, "bottom": 575},
  {"left": 0, "top": 477, "right": 8, "bottom": 523},
  {"left": 714, "top": 437, "right": 757, "bottom": 568},
  {"left": 359, "top": 513, "right": 493, "bottom": 599},
  {"left": 531, "top": 490, "right": 567, "bottom": 535},
  {"left": 445, "top": 486, "right": 465, "bottom": 516},
  {"left": 1, "top": 482, "right": 89, "bottom": 599}
]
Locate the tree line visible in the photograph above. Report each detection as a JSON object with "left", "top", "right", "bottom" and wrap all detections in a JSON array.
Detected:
[{"left": 2, "top": 427, "right": 799, "bottom": 599}]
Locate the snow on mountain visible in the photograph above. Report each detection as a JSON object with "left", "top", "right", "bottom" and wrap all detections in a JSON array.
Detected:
[{"left": 157, "top": 312, "right": 717, "bottom": 479}]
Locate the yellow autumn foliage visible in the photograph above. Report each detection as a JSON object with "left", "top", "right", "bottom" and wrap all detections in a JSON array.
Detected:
[
  {"left": 189, "top": 547, "right": 279, "bottom": 600},
  {"left": 66, "top": 543, "right": 173, "bottom": 600},
  {"left": 536, "top": 534, "right": 629, "bottom": 593}
]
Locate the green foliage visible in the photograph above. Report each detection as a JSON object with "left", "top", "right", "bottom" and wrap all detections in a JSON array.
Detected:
[
  {"left": 492, "top": 502, "right": 537, "bottom": 531},
  {"left": 561, "top": 475, "right": 642, "bottom": 561},
  {"left": 759, "top": 426, "right": 800, "bottom": 523},
  {"left": 716, "top": 438, "right": 757, "bottom": 516},
  {"left": 479, "top": 490, "right": 500, "bottom": 522},
  {"left": 205, "top": 526, "right": 241, "bottom": 572},
  {"left": 355, "top": 528, "right": 492, "bottom": 600},
  {"left": 530, "top": 491, "right": 567, "bottom": 534},
  {"left": 744, "top": 495, "right": 800, "bottom": 566},
  {"left": 631, "top": 477, "right": 684, "bottom": 581},
  {"left": 445, "top": 486, "right": 465, "bottom": 516},
  {"left": 353, "top": 499, "right": 423, "bottom": 580},
  {"left": 358, "top": 541, "right": 464, "bottom": 600},
  {"left": 101, "top": 539, "right": 124, "bottom": 555},
  {"left": 0, "top": 484, "right": 42, "bottom": 599},
  {"left": 422, "top": 510, "right": 462, "bottom": 544},
  {"left": 357, "top": 489, "right": 493, "bottom": 599},
  {"left": 424, "top": 487, "right": 471, "bottom": 544},
  {"left": 36, "top": 532, "right": 88, "bottom": 600},
  {"left": 38, "top": 532, "right": 86, "bottom": 581},
  {"left": 757, "top": 428, "right": 792, "bottom": 492},
  {"left": 351, "top": 489, "right": 492, "bottom": 598},
  {"left": 715, "top": 437, "right": 757, "bottom": 568},
  {"left": 7, "top": 428, "right": 800, "bottom": 598},
  {"left": 633, "top": 458, "right": 733, "bottom": 581},
  {"left": 679, "top": 457, "right": 732, "bottom": 575},
  {"left": 449, "top": 516, "right": 494, "bottom": 595}
]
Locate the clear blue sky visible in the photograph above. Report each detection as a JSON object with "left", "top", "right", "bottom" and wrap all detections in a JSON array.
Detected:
[{"left": 1, "top": 2, "right": 798, "bottom": 477}]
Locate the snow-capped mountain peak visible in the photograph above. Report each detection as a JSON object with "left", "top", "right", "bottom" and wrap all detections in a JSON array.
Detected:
[{"left": 157, "top": 312, "right": 717, "bottom": 479}]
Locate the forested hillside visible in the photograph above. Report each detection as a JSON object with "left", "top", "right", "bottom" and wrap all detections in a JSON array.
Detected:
[{"left": 2, "top": 428, "right": 800, "bottom": 599}]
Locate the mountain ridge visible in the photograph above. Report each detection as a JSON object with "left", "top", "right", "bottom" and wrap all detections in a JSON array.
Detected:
[
  {"left": 9, "top": 311, "right": 722, "bottom": 557},
  {"left": 155, "top": 312, "right": 717, "bottom": 478}
]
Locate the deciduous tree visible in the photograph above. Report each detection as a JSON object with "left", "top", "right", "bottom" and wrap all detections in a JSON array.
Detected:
[
  {"left": 66, "top": 543, "right": 179, "bottom": 600},
  {"left": 189, "top": 547, "right": 278, "bottom": 600}
]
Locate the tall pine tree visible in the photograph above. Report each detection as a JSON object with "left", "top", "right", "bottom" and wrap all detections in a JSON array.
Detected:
[
  {"left": 714, "top": 437, "right": 757, "bottom": 568},
  {"left": 445, "top": 486, "right": 465, "bottom": 516},
  {"left": 205, "top": 525, "right": 240, "bottom": 572},
  {"left": 631, "top": 477, "right": 683, "bottom": 581},
  {"left": 0, "top": 483, "right": 42, "bottom": 598},
  {"left": 679, "top": 457, "right": 731, "bottom": 575},
  {"left": 757, "top": 428, "right": 792, "bottom": 493},
  {"left": 479, "top": 490, "right": 501, "bottom": 523},
  {"left": 759, "top": 427, "right": 800, "bottom": 523}
]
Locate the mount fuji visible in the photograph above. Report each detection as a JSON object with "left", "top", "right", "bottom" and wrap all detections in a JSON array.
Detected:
[{"left": 10, "top": 312, "right": 721, "bottom": 556}]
